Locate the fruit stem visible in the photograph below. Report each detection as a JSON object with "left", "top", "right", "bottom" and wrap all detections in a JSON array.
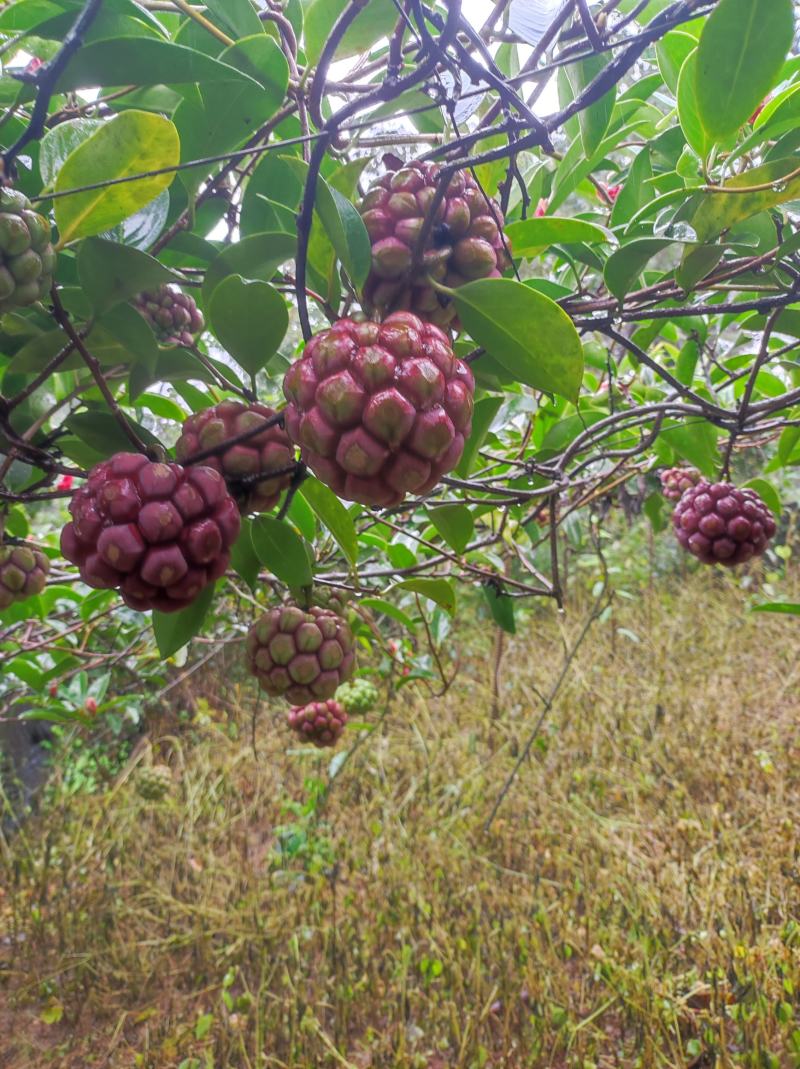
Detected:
[{"left": 425, "top": 275, "right": 457, "bottom": 299}]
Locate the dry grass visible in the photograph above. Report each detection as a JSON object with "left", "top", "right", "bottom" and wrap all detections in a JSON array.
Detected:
[{"left": 2, "top": 572, "right": 800, "bottom": 1069}]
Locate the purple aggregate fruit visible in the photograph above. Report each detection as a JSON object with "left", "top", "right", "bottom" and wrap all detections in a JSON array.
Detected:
[
  {"left": 0, "top": 544, "right": 50, "bottom": 609},
  {"left": 175, "top": 401, "right": 294, "bottom": 514},
  {"left": 246, "top": 604, "right": 355, "bottom": 705},
  {"left": 0, "top": 188, "right": 56, "bottom": 312},
  {"left": 60, "top": 452, "right": 240, "bottom": 612},
  {"left": 287, "top": 699, "right": 348, "bottom": 747},
  {"left": 283, "top": 312, "right": 474, "bottom": 508},
  {"left": 672, "top": 480, "right": 777, "bottom": 566},
  {"left": 360, "top": 159, "right": 511, "bottom": 330},
  {"left": 659, "top": 466, "right": 702, "bottom": 502},
  {"left": 134, "top": 284, "right": 204, "bottom": 347}
]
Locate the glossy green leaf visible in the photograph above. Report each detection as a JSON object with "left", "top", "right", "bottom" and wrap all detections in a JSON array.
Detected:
[
  {"left": 656, "top": 29, "right": 696, "bottom": 95},
  {"left": 316, "top": 182, "right": 371, "bottom": 287},
  {"left": 77, "top": 237, "right": 179, "bottom": 314},
  {"left": 483, "top": 583, "right": 516, "bottom": 634},
  {"left": 175, "top": 37, "right": 288, "bottom": 198},
  {"left": 251, "top": 515, "right": 313, "bottom": 587},
  {"left": 695, "top": 0, "right": 794, "bottom": 140},
  {"left": 54, "top": 37, "right": 261, "bottom": 91},
  {"left": 305, "top": 0, "right": 397, "bottom": 65},
  {"left": 603, "top": 237, "right": 672, "bottom": 301},
  {"left": 208, "top": 276, "right": 288, "bottom": 374},
  {"left": 54, "top": 111, "right": 179, "bottom": 244},
  {"left": 153, "top": 583, "right": 216, "bottom": 658},
  {"left": 677, "top": 52, "right": 712, "bottom": 158},
  {"left": 456, "top": 395, "right": 503, "bottom": 477},
  {"left": 203, "top": 231, "right": 296, "bottom": 302},
  {"left": 394, "top": 578, "right": 456, "bottom": 615},
  {"left": 453, "top": 279, "right": 584, "bottom": 402},
  {"left": 65, "top": 411, "right": 161, "bottom": 456},
  {"left": 427, "top": 505, "right": 474, "bottom": 555},
  {"left": 659, "top": 420, "right": 719, "bottom": 477},
  {"left": 691, "top": 157, "right": 800, "bottom": 242},
  {"left": 359, "top": 597, "right": 416, "bottom": 631},
  {"left": 229, "top": 519, "right": 261, "bottom": 591},
  {"left": 300, "top": 477, "right": 358, "bottom": 566},
  {"left": 566, "top": 54, "right": 616, "bottom": 157},
  {"left": 39, "top": 117, "right": 103, "bottom": 187},
  {"left": 751, "top": 602, "right": 800, "bottom": 616},
  {"left": 743, "top": 478, "right": 781, "bottom": 518},
  {"left": 675, "top": 339, "right": 699, "bottom": 386},
  {"left": 203, "top": 0, "right": 264, "bottom": 38},
  {"left": 505, "top": 217, "right": 613, "bottom": 258}
]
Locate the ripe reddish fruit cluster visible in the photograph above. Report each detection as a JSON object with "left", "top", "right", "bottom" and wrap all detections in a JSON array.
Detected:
[
  {"left": 60, "top": 452, "right": 240, "bottom": 612},
  {"left": 672, "top": 481, "right": 776, "bottom": 566},
  {"left": 134, "top": 284, "right": 204, "bottom": 347},
  {"left": 246, "top": 604, "right": 355, "bottom": 705},
  {"left": 283, "top": 311, "right": 474, "bottom": 507},
  {"left": 287, "top": 699, "right": 348, "bottom": 747},
  {"left": 659, "top": 466, "right": 702, "bottom": 501},
  {"left": 175, "top": 401, "right": 294, "bottom": 514},
  {"left": 0, "top": 544, "right": 50, "bottom": 608},
  {"left": 360, "top": 161, "right": 510, "bottom": 330}
]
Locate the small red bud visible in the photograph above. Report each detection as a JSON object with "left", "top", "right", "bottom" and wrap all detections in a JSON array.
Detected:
[
  {"left": 534, "top": 197, "right": 549, "bottom": 218},
  {"left": 84, "top": 697, "right": 97, "bottom": 714},
  {"left": 48, "top": 683, "right": 57, "bottom": 698}
]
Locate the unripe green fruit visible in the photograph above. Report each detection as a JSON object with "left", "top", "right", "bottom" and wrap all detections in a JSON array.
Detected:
[
  {"left": 336, "top": 679, "right": 379, "bottom": 715},
  {"left": 0, "top": 190, "right": 56, "bottom": 312},
  {"left": 135, "top": 764, "right": 173, "bottom": 801}
]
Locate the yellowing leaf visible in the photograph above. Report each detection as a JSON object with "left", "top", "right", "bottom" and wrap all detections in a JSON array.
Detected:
[{"left": 54, "top": 111, "right": 180, "bottom": 245}]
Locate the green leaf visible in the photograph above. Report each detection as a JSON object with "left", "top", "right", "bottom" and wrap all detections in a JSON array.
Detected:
[
  {"left": 54, "top": 37, "right": 262, "bottom": 91},
  {"left": 743, "top": 478, "right": 781, "bottom": 518},
  {"left": 394, "top": 578, "right": 456, "bottom": 615},
  {"left": 359, "top": 597, "right": 415, "bottom": 631},
  {"left": 152, "top": 583, "right": 216, "bottom": 657},
  {"left": 656, "top": 28, "right": 696, "bottom": 95},
  {"left": 300, "top": 477, "right": 358, "bottom": 566},
  {"left": 675, "top": 339, "right": 699, "bottom": 385},
  {"left": 456, "top": 395, "right": 502, "bottom": 476},
  {"left": 305, "top": 0, "right": 397, "bottom": 65},
  {"left": 229, "top": 518, "right": 261, "bottom": 591},
  {"left": 427, "top": 505, "right": 474, "bottom": 554},
  {"left": 643, "top": 491, "right": 667, "bottom": 533},
  {"left": 751, "top": 602, "right": 800, "bottom": 616},
  {"left": 39, "top": 117, "right": 103, "bottom": 187},
  {"left": 483, "top": 583, "right": 516, "bottom": 634},
  {"left": 208, "top": 276, "right": 288, "bottom": 375},
  {"left": 659, "top": 420, "right": 719, "bottom": 477},
  {"left": 65, "top": 411, "right": 161, "bottom": 456},
  {"left": 54, "top": 110, "right": 180, "bottom": 245},
  {"left": 677, "top": 51, "right": 712, "bottom": 158},
  {"left": 203, "top": 0, "right": 264, "bottom": 38},
  {"left": 77, "top": 237, "right": 179, "bottom": 315},
  {"left": 453, "top": 279, "right": 584, "bottom": 402},
  {"left": 203, "top": 231, "right": 295, "bottom": 302},
  {"left": 566, "top": 54, "right": 616, "bottom": 157},
  {"left": 251, "top": 515, "right": 313, "bottom": 586},
  {"left": 603, "top": 237, "right": 673, "bottom": 301},
  {"left": 316, "top": 182, "right": 371, "bottom": 288},
  {"left": 691, "top": 157, "right": 800, "bottom": 243},
  {"left": 101, "top": 190, "right": 170, "bottom": 251},
  {"left": 695, "top": 0, "right": 794, "bottom": 141},
  {"left": 505, "top": 216, "right": 613, "bottom": 258},
  {"left": 175, "top": 37, "right": 288, "bottom": 198}
]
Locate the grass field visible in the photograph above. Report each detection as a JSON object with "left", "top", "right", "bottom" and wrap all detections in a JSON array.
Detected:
[{"left": 1, "top": 571, "right": 800, "bottom": 1069}]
